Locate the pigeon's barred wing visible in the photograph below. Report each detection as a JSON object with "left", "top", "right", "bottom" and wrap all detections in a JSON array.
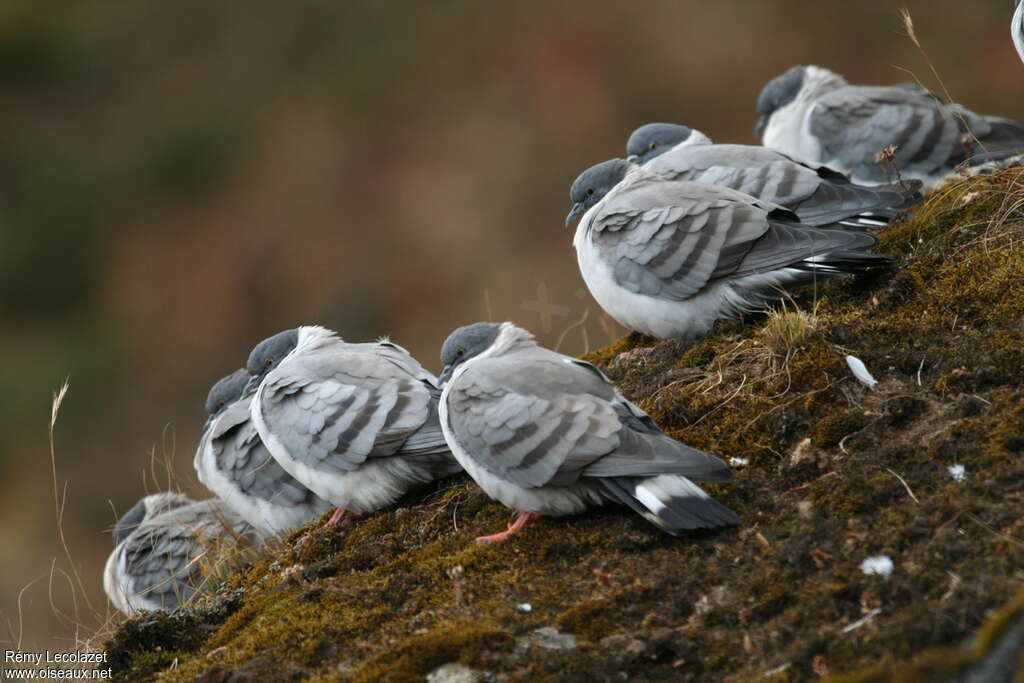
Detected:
[
  {"left": 647, "top": 146, "right": 824, "bottom": 208},
  {"left": 581, "top": 400, "right": 733, "bottom": 482},
  {"left": 590, "top": 181, "right": 776, "bottom": 302},
  {"left": 791, "top": 175, "right": 922, "bottom": 227},
  {"left": 447, "top": 348, "right": 733, "bottom": 488},
  {"left": 121, "top": 501, "right": 246, "bottom": 610},
  {"left": 257, "top": 345, "right": 438, "bottom": 474},
  {"left": 445, "top": 355, "right": 621, "bottom": 488},
  {"left": 121, "top": 520, "right": 204, "bottom": 609},
  {"left": 808, "top": 86, "right": 987, "bottom": 182},
  {"left": 207, "top": 401, "right": 316, "bottom": 505},
  {"left": 646, "top": 144, "right": 920, "bottom": 227}
]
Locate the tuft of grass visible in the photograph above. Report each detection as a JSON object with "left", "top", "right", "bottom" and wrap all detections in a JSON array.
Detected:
[{"left": 759, "top": 299, "right": 821, "bottom": 367}]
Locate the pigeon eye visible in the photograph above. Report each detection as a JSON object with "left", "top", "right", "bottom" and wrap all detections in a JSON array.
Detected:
[
  {"left": 649, "top": 142, "right": 657, "bottom": 150},
  {"left": 266, "top": 359, "right": 274, "bottom": 367},
  {"left": 456, "top": 348, "right": 466, "bottom": 357},
  {"left": 586, "top": 188, "right": 594, "bottom": 196}
]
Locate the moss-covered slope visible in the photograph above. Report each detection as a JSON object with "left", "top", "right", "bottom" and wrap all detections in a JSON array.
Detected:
[{"left": 105, "top": 167, "right": 1024, "bottom": 682}]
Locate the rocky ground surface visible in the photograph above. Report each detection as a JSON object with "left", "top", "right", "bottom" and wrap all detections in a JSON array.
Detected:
[{"left": 103, "top": 166, "right": 1024, "bottom": 681}]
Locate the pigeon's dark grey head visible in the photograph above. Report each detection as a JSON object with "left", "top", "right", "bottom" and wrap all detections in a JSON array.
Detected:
[
  {"left": 566, "top": 159, "right": 631, "bottom": 226},
  {"left": 245, "top": 328, "right": 299, "bottom": 392},
  {"left": 755, "top": 65, "right": 807, "bottom": 136},
  {"left": 438, "top": 322, "right": 502, "bottom": 384},
  {"left": 626, "top": 123, "right": 695, "bottom": 164},
  {"left": 205, "top": 368, "right": 249, "bottom": 417}
]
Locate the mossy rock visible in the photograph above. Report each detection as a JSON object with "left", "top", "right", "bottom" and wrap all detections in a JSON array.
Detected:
[{"left": 103, "top": 168, "right": 1024, "bottom": 680}]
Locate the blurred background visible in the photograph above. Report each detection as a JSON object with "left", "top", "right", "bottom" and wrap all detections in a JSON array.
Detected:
[{"left": 2, "top": 0, "right": 1022, "bottom": 652}]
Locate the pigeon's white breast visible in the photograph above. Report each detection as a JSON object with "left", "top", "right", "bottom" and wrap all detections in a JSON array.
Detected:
[{"left": 573, "top": 225, "right": 727, "bottom": 339}]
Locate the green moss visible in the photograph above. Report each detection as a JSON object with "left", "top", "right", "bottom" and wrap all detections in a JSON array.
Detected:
[
  {"left": 831, "top": 586, "right": 1024, "bottom": 682},
  {"left": 812, "top": 410, "right": 867, "bottom": 448},
  {"left": 580, "top": 331, "right": 657, "bottom": 364},
  {"left": 350, "top": 621, "right": 514, "bottom": 682}
]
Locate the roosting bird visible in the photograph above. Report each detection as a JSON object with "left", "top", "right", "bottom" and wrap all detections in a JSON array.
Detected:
[
  {"left": 755, "top": 65, "right": 1024, "bottom": 186},
  {"left": 437, "top": 321, "right": 740, "bottom": 543},
  {"left": 567, "top": 159, "right": 891, "bottom": 339},
  {"left": 626, "top": 122, "right": 921, "bottom": 228}
]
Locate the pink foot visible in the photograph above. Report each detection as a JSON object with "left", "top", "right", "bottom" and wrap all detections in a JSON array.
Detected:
[
  {"left": 325, "top": 508, "right": 362, "bottom": 528},
  {"left": 475, "top": 511, "right": 540, "bottom": 544}
]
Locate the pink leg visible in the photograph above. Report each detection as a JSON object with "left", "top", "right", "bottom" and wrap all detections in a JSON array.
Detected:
[
  {"left": 324, "top": 508, "right": 362, "bottom": 527},
  {"left": 475, "top": 511, "right": 540, "bottom": 544}
]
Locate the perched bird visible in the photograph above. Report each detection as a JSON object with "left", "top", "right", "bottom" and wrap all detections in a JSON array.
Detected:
[
  {"left": 195, "top": 369, "right": 332, "bottom": 536},
  {"left": 1014, "top": 1, "right": 1024, "bottom": 66},
  {"left": 567, "top": 159, "right": 891, "bottom": 339},
  {"left": 626, "top": 122, "right": 921, "bottom": 228},
  {"left": 755, "top": 65, "right": 1024, "bottom": 186},
  {"left": 437, "top": 322, "right": 740, "bottom": 543},
  {"left": 103, "top": 494, "right": 255, "bottom": 616},
  {"left": 245, "top": 326, "right": 460, "bottom": 526}
]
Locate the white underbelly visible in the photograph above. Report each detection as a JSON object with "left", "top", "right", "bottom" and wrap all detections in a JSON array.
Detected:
[{"left": 575, "top": 240, "right": 728, "bottom": 339}]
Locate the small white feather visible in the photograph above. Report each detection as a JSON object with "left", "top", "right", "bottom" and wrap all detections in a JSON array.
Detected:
[
  {"left": 728, "top": 457, "right": 749, "bottom": 468},
  {"left": 860, "top": 555, "right": 894, "bottom": 578},
  {"left": 845, "top": 355, "right": 878, "bottom": 388},
  {"left": 947, "top": 464, "right": 966, "bottom": 483}
]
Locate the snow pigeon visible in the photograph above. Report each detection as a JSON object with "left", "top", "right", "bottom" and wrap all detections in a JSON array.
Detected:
[
  {"left": 626, "top": 122, "right": 922, "bottom": 227},
  {"left": 245, "top": 326, "right": 461, "bottom": 526},
  {"left": 195, "top": 369, "right": 332, "bottom": 536},
  {"left": 103, "top": 494, "right": 256, "bottom": 616},
  {"left": 437, "top": 321, "right": 740, "bottom": 543},
  {"left": 567, "top": 159, "right": 891, "bottom": 339},
  {"left": 755, "top": 65, "right": 1024, "bottom": 186}
]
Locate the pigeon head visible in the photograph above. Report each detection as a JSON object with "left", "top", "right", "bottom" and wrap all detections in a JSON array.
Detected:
[
  {"left": 566, "top": 159, "right": 631, "bottom": 226},
  {"left": 204, "top": 368, "right": 249, "bottom": 417},
  {"left": 438, "top": 322, "right": 502, "bottom": 384},
  {"left": 244, "top": 328, "right": 299, "bottom": 393},
  {"left": 112, "top": 493, "right": 190, "bottom": 546},
  {"left": 755, "top": 65, "right": 807, "bottom": 137},
  {"left": 626, "top": 123, "right": 696, "bottom": 164}
]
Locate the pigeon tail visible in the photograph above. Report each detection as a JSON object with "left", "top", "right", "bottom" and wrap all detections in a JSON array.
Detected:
[
  {"left": 792, "top": 249, "right": 893, "bottom": 276},
  {"left": 969, "top": 119, "right": 1024, "bottom": 165},
  {"left": 599, "top": 474, "right": 740, "bottom": 534},
  {"left": 798, "top": 178, "right": 923, "bottom": 228}
]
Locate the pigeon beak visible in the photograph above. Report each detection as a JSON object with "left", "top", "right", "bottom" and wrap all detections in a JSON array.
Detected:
[
  {"left": 565, "top": 203, "right": 584, "bottom": 226},
  {"left": 438, "top": 364, "right": 453, "bottom": 386},
  {"left": 755, "top": 115, "right": 768, "bottom": 137},
  {"left": 626, "top": 154, "right": 640, "bottom": 164}
]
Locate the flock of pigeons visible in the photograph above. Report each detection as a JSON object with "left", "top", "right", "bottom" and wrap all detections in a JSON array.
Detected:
[{"left": 104, "top": 48, "right": 1024, "bottom": 616}]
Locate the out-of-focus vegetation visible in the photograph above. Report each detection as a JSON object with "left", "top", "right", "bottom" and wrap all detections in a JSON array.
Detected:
[{"left": 1, "top": 0, "right": 1022, "bottom": 652}]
